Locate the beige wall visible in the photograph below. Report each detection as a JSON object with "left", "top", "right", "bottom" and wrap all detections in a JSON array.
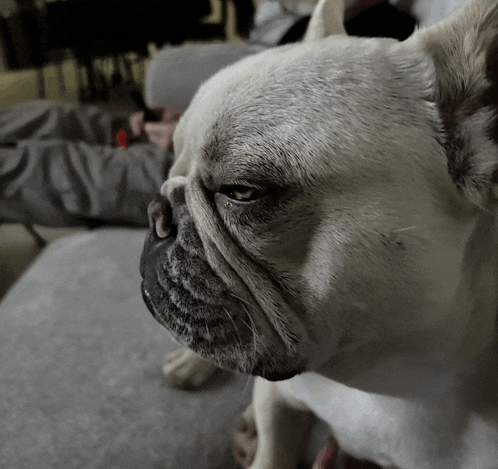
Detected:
[{"left": 0, "top": 0, "right": 16, "bottom": 14}]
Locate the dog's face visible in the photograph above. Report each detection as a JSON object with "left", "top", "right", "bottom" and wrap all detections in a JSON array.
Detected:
[{"left": 141, "top": 0, "right": 498, "bottom": 383}]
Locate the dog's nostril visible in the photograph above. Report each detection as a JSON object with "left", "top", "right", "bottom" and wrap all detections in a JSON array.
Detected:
[
  {"left": 147, "top": 197, "right": 173, "bottom": 239},
  {"left": 154, "top": 214, "right": 170, "bottom": 239}
]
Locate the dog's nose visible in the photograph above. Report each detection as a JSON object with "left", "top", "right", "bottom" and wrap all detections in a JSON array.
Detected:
[{"left": 147, "top": 196, "right": 173, "bottom": 239}]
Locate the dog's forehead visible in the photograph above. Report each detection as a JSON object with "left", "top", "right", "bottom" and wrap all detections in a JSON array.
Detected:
[
  {"left": 196, "top": 36, "right": 398, "bottom": 105},
  {"left": 179, "top": 35, "right": 438, "bottom": 185}
]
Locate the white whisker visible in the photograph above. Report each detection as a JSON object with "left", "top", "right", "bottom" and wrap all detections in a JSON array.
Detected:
[
  {"left": 241, "top": 306, "right": 272, "bottom": 356},
  {"left": 230, "top": 292, "right": 276, "bottom": 365},
  {"left": 392, "top": 225, "right": 420, "bottom": 232},
  {"left": 222, "top": 307, "right": 243, "bottom": 348},
  {"left": 228, "top": 292, "right": 253, "bottom": 307},
  {"left": 241, "top": 373, "right": 253, "bottom": 398}
]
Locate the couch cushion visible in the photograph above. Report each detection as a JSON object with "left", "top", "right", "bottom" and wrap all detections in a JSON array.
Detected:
[{"left": 0, "top": 228, "right": 328, "bottom": 468}]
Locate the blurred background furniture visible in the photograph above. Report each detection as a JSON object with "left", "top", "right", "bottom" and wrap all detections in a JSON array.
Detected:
[
  {"left": 43, "top": 0, "right": 214, "bottom": 101},
  {"left": 0, "top": 0, "right": 254, "bottom": 102}
]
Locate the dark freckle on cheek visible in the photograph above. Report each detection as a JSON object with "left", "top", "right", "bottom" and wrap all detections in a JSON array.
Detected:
[{"left": 381, "top": 233, "right": 406, "bottom": 251}]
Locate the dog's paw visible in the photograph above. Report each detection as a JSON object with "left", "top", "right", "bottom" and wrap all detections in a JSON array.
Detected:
[
  {"left": 162, "top": 348, "right": 218, "bottom": 390},
  {"left": 234, "top": 404, "right": 258, "bottom": 468}
]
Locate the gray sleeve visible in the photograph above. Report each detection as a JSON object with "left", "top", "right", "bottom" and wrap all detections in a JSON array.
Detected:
[
  {"left": 0, "top": 101, "right": 115, "bottom": 145},
  {"left": 1, "top": 141, "right": 172, "bottom": 227}
]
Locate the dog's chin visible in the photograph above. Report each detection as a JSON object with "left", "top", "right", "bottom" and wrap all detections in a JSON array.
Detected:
[
  {"left": 253, "top": 365, "right": 304, "bottom": 382},
  {"left": 141, "top": 279, "right": 305, "bottom": 381}
]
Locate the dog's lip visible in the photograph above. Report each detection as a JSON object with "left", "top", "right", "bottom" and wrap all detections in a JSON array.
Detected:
[
  {"left": 141, "top": 280, "right": 174, "bottom": 331},
  {"left": 141, "top": 280, "right": 166, "bottom": 328},
  {"left": 140, "top": 228, "right": 173, "bottom": 278}
]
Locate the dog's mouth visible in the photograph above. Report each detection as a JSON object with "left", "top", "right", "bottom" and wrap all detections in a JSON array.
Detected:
[
  {"left": 139, "top": 203, "right": 305, "bottom": 381},
  {"left": 140, "top": 227, "right": 256, "bottom": 371}
]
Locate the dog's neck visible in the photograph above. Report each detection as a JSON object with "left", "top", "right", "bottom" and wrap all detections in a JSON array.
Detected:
[{"left": 317, "top": 210, "right": 498, "bottom": 403}]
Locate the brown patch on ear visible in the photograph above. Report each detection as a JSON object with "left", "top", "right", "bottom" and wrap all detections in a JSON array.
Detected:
[
  {"left": 485, "top": 34, "right": 498, "bottom": 143},
  {"left": 411, "top": 0, "right": 498, "bottom": 208},
  {"left": 492, "top": 167, "right": 498, "bottom": 183},
  {"left": 485, "top": 35, "right": 498, "bottom": 104}
]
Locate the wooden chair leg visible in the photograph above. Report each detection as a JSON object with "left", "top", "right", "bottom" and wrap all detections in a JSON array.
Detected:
[
  {"left": 37, "top": 67, "right": 46, "bottom": 99},
  {"left": 24, "top": 224, "right": 47, "bottom": 248}
]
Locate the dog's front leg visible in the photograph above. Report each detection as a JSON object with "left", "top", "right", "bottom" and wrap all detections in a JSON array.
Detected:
[{"left": 236, "top": 376, "right": 315, "bottom": 469}]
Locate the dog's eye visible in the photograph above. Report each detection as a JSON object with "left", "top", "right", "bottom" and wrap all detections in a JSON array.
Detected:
[{"left": 223, "top": 185, "right": 266, "bottom": 202}]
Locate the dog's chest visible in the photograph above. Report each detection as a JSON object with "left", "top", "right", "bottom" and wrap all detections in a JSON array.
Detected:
[
  {"left": 281, "top": 373, "right": 498, "bottom": 469},
  {"left": 282, "top": 373, "right": 411, "bottom": 466}
]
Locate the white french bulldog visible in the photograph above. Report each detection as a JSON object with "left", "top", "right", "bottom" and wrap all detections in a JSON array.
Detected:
[{"left": 140, "top": 0, "right": 498, "bottom": 467}]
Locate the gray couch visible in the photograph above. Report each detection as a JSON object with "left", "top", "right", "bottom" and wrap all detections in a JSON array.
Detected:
[{"left": 0, "top": 228, "right": 328, "bottom": 468}]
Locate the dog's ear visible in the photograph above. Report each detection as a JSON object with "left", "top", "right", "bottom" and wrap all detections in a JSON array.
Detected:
[
  {"left": 303, "top": 0, "right": 347, "bottom": 41},
  {"left": 411, "top": 0, "right": 498, "bottom": 208}
]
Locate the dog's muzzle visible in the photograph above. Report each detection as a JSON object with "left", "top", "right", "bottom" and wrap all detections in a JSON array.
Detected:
[
  {"left": 140, "top": 186, "right": 306, "bottom": 380},
  {"left": 140, "top": 187, "right": 264, "bottom": 374}
]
